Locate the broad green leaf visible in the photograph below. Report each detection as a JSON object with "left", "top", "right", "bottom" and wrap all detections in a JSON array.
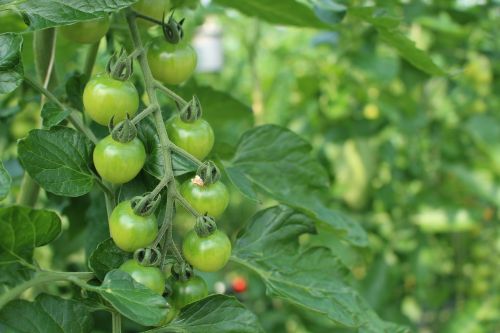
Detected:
[
  {"left": 17, "top": 127, "right": 95, "bottom": 197},
  {"left": 41, "top": 102, "right": 71, "bottom": 128},
  {"left": 65, "top": 72, "right": 87, "bottom": 110},
  {"left": 224, "top": 166, "right": 258, "bottom": 202},
  {"left": 96, "top": 270, "right": 169, "bottom": 326},
  {"left": 0, "top": 205, "right": 61, "bottom": 265},
  {"left": 230, "top": 125, "right": 329, "bottom": 191},
  {"left": 13, "top": 0, "right": 138, "bottom": 30},
  {"left": 226, "top": 125, "right": 366, "bottom": 246},
  {"left": 231, "top": 206, "right": 408, "bottom": 333},
  {"left": 88, "top": 238, "right": 130, "bottom": 281},
  {"left": 137, "top": 117, "right": 198, "bottom": 178},
  {"left": 213, "top": 0, "right": 331, "bottom": 29},
  {"left": 0, "top": 294, "right": 92, "bottom": 333},
  {"left": 312, "top": 0, "right": 347, "bottom": 25},
  {"left": 175, "top": 83, "right": 254, "bottom": 158},
  {"left": 0, "top": 33, "right": 23, "bottom": 94},
  {"left": 144, "top": 295, "right": 263, "bottom": 333},
  {"left": 0, "top": 160, "right": 11, "bottom": 200},
  {"left": 349, "top": 7, "right": 444, "bottom": 76}
]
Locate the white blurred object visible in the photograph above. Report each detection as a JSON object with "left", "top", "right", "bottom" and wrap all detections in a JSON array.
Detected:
[
  {"left": 214, "top": 281, "right": 226, "bottom": 294},
  {"left": 193, "top": 16, "right": 223, "bottom": 73}
]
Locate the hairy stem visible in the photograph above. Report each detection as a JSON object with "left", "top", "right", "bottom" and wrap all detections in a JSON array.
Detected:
[
  {"left": 0, "top": 271, "right": 94, "bottom": 310},
  {"left": 23, "top": 76, "right": 98, "bottom": 144},
  {"left": 126, "top": 10, "right": 192, "bottom": 265},
  {"left": 154, "top": 81, "right": 188, "bottom": 106}
]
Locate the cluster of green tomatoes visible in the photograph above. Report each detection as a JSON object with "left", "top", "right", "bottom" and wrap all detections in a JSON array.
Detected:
[{"left": 59, "top": 0, "right": 231, "bottom": 323}]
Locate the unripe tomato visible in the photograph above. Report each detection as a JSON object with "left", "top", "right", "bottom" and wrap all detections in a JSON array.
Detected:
[
  {"left": 180, "top": 179, "right": 229, "bottom": 218},
  {"left": 93, "top": 135, "right": 146, "bottom": 184},
  {"left": 182, "top": 230, "right": 231, "bottom": 272},
  {"left": 148, "top": 41, "right": 197, "bottom": 85},
  {"left": 59, "top": 16, "right": 110, "bottom": 44},
  {"left": 119, "top": 259, "right": 165, "bottom": 295},
  {"left": 158, "top": 306, "right": 179, "bottom": 326},
  {"left": 109, "top": 201, "right": 158, "bottom": 252},
  {"left": 133, "top": 0, "right": 172, "bottom": 25},
  {"left": 83, "top": 74, "right": 139, "bottom": 126},
  {"left": 169, "top": 275, "right": 208, "bottom": 308},
  {"left": 166, "top": 115, "right": 214, "bottom": 160}
]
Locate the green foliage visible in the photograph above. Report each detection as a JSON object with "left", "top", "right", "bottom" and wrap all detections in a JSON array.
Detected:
[
  {"left": 0, "top": 294, "right": 93, "bottom": 333},
  {"left": 146, "top": 295, "right": 264, "bottom": 333},
  {"left": 17, "top": 127, "right": 95, "bottom": 197},
  {"left": 0, "top": 33, "right": 23, "bottom": 94}
]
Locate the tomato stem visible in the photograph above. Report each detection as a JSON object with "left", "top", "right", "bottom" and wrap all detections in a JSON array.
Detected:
[
  {"left": 112, "top": 311, "right": 122, "bottom": 333},
  {"left": 0, "top": 271, "right": 94, "bottom": 310},
  {"left": 126, "top": 10, "right": 187, "bottom": 267},
  {"left": 170, "top": 142, "right": 204, "bottom": 167},
  {"left": 132, "top": 104, "right": 158, "bottom": 125},
  {"left": 154, "top": 81, "right": 188, "bottom": 106},
  {"left": 84, "top": 41, "right": 100, "bottom": 81},
  {"left": 132, "top": 10, "right": 164, "bottom": 26}
]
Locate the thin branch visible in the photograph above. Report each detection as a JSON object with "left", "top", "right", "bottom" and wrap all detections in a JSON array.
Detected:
[
  {"left": 131, "top": 104, "right": 158, "bottom": 125},
  {"left": 169, "top": 143, "right": 203, "bottom": 167},
  {"left": 154, "top": 81, "right": 188, "bottom": 106},
  {"left": 174, "top": 192, "right": 201, "bottom": 218}
]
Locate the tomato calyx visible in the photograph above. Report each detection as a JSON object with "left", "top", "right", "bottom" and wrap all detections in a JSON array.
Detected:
[
  {"left": 106, "top": 49, "right": 134, "bottom": 81},
  {"left": 162, "top": 11, "right": 185, "bottom": 44},
  {"left": 196, "top": 161, "right": 221, "bottom": 185},
  {"left": 171, "top": 261, "right": 193, "bottom": 282},
  {"left": 131, "top": 192, "right": 162, "bottom": 216},
  {"left": 194, "top": 214, "right": 217, "bottom": 237},
  {"left": 134, "top": 247, "right": 162, "bottom": 267},
  {"left": 110, "top": 115, "right": 138, "bottom": 143},
  {"left": 179, "top": 95, "right": 202, "bottom": 122}
]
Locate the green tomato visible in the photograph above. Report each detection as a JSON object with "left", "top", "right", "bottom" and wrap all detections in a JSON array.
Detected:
[
  {"left": 119, "top": 259, "right": 165, "bottom": 295},
  {"left": 133, "top": 0, "right": 172, "bottom": 25},
  {"left": 59, "top": 16, "right": 110, "bottom": 44},
  {"left": 166, "top": 115, "right": 214, "bottom": 160},
  {"left": 169, "top": 275, "right": 208, "bottom": 308},
  {"left": 109, "top": 201, "right": 158, "bottom": 252},
  {"left": 93, "top": 135, "right": 146, "bottom": 184},
  {"left": 158, "top": 306, "right": 179, "bottom": 326},
  {"left": 180, "top": 179, "right": 229, "bottom": 218},
  {"left": 182, "top": 230, "right": 231, "bottom": 272},
  {"left": 83, "top": 74, "right": 139, "bottom": 126},
  {"left": 148, "top": 41, "right": 197, "bottom": 85}
]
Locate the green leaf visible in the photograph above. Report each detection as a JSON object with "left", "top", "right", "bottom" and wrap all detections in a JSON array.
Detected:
[
  {"left": 144, "top": 295, "right": 263, "bottom": 333},
  {"left": 225, "top": 125, "right": 366, "bottom": 245},
  {"left": 14, "top": 0, "right": 138, "bottom": 30},
  {"left": 0, "top": 294, "right": 92, "bottom": 333},
  {"left": 96, "top": 270, "right": 168, "bottom": 327},
  {"left": 137, "top": 117, "right": 198, "bottom": 178},
  {"left": 0, "top": 33, "right": 23, "bottom": 94},
  {"left": 88, "top": 238, "right": 130, "bottom": 281},
  {"left": 17, "top": 127, "right": 95, "bottom": 197},
  {"left": 230, "top": 125, "right": 329, "bottom": 191},
  {"left": 231, "top": 206, "right": 409, "bottom": 333},
  {"left": 65, "top": 72, "right": 87, "bottom": 110},
  {"left": 0, "top": 205, "right": 61, "bottom": 265},
  {"left": 41, "top": 102, "right": 71, "bottom": 128},
  {"left": 175, "top": 83, "right": 254, "bottom": 158},
  {"left": 312, "top": 0, "right": 347, "bottom": 25},
  {"left": 213, "top": 0, "right": 331, "bottom": 29},
  {"left": 0, "top": 160, "right": 11, "bottom": 200},
  {"left": 349, "top": 7, "right": 444, "bottom": 76}
]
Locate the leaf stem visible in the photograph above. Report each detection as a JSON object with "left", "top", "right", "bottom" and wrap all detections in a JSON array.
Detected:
[
  {"left": 154, "top": 81, "right": 188, "bottom": 107},
  {"left": 23, "top": 76, "right": 99, "bottom": 144},
  {"left": 0, "top": 271, "right": 94, "bottom": 310},
  {"left": 112, "top": 312, "right": 122, "bottom": 333}
]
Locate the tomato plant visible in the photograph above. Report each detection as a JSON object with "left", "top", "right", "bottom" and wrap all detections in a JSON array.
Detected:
[
  {"left": 109, "top": 200, "right": 158, "bottom": 252},
  {"left": 83, "top": 73, "right": 139, "bottom": 126},
  {"left": 182, "top": 229, "right": 231, "bottom": 272},
  {"left": 93, "top": 135, "right": 146, "bottom": 184},
  {"left": 1, "top": 1, "right": 498, "bottom": 333},
  {"left": 168, "top": 275, "right": 208, "bottom": 308},
  {"left": 119, "top": 259, "right": 165, "bottom": 295},
  {"left": 166, "top": 114, "right": 214, "bottom": 160},
  {"left": 148, "top": 41, "right": 197, "bottom": 85}
]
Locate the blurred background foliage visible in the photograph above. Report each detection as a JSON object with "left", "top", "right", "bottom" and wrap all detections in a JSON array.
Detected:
[{"left": 1, "top": 0, "right": 499, "bottom": 332}]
